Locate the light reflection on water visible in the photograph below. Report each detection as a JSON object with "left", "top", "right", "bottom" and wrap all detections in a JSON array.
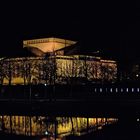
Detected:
[{"left": 0, "top": 116, "right": 118, "bottom": 138}]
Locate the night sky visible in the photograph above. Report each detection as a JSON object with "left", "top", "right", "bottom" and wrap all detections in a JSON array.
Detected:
[{"left": 0, "top": 1, "right": 139, "bottom": 61}]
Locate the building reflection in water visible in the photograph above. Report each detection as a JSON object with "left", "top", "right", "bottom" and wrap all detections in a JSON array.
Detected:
[{"left": 0, "top": 115, "right": 118, "bottom": 139}]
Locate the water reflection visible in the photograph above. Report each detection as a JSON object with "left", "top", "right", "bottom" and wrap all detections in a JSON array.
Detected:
[{"left": 0, "top": 116, "right": 118, "bottom": 139}]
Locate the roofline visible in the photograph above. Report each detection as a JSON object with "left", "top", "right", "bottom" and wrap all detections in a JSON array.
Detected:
[{"left": 23, "top": 37, "right": 77, "bottom": 46}]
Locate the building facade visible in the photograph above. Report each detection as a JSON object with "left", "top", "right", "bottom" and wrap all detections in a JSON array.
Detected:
[{"left": 0, "top": 38, "right": 117, "bottom": 85}]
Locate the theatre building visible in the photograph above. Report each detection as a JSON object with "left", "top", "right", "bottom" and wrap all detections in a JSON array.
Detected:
[
  {"left": 0, "top": 37, "right": 118, "bottom": 137},
  {"left": 0, "top": 37, "right": 117, "bottom": 85}
]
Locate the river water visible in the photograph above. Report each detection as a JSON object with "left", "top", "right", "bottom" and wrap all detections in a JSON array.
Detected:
[{"left": 0, "top": 115, "right": 118, "bottom": 139}]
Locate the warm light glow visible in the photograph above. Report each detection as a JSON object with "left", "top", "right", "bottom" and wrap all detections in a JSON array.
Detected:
[
  {"left": 23, "top": 38, "right": 77, "bottom": 55},
  {"left": 1, "top": 56, "right": 117, "bottom": 85},
  {"left": 0, "top": 115, "right": 118, "bottom": 137}
]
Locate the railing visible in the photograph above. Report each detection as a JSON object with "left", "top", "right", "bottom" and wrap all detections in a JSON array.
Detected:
[{"left": 0, "top": 84, "right": 140, "bottom": 100}]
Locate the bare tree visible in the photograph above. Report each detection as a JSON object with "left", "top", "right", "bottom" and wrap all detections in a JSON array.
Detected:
[{"left": 0, "top": 58, "right": 5, "bottom": 85}]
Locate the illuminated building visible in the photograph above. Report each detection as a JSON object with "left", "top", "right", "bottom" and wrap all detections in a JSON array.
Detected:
[
  {"left": 0, "top": 38, "right": 118, "bottom": 138},
  {"left": 0, "top": 37, "right": 117, "bottom": 85}
]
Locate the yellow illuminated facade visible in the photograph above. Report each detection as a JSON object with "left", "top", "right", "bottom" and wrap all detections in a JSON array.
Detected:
[
  {"left": 0, "top": 38, "right": 117, "bottom": 85},
  {"left": 0, "top": 56, "right": 117, "bottom": 85},
  {"left": 0, "top": 38, "right": 119, "bottom": 138}
]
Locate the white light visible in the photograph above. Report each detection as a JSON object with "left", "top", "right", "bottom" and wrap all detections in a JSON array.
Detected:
[
  {"left": 44, "top": 84, "right": 47, "bottom": 86},
  {"left": 136, "top": 74, "right": 139, "bottom": 77},
  {"left": 100, "top": 88, "right": 102, "bottom": 92},
  {"left": 94, "top": 88, "right": 97, "bottom": 92},
  {"left": 45, "top": 131, "right": 48, "bottom": 135},
  {"left": 126, "top": 88, "right": 129, "bottom": 92},
  {"left": 137, "top": 118, "right": 140, "bottom": 122}
]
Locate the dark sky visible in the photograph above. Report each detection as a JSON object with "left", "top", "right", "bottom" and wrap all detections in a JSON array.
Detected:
[{"left": 0, "top": 1, "right": 139, "bottom": 61}]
